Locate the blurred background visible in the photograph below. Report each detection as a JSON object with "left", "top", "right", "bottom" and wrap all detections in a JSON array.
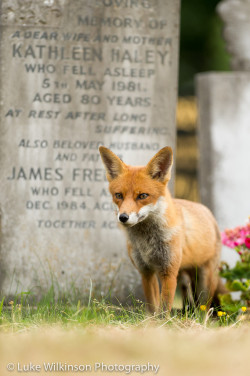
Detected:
[{"left": 175, "top": 0, "right": 230, "bottom": 201}]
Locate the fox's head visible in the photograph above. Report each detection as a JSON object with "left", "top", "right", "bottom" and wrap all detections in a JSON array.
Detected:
[{"left": 99, "top": 146, "right": 173, "bottom": 227}]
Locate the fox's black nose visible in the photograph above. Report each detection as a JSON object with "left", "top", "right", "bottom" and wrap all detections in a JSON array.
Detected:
[{"left": 119, "top": 213, "right": 129, "bottom": 223}]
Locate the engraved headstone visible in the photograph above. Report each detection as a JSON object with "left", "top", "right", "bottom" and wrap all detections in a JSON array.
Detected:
[
  {"left": 197, "top": 73, "right": 250, "bottom": 265},
  {"left": 0, "top": 0, "right": 180, "bottom": 300}
]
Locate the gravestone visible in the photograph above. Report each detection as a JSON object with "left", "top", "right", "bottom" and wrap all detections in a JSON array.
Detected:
[
  {"left": 197, "top": 0, "right": 250, "bottom": 266},
  {"left": 196, "top": 73, "right": 250, "bottom": 265},
  {"left": 217, "top": 0, "right": 250, "bottom": 70},
  {"left": 0, "top": 0, "right": 180, "bottom": 300}
]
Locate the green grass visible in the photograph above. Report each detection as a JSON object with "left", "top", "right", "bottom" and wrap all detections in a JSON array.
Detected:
[{"left": 0, "top": 287, "right": 243, "bottom": 332}]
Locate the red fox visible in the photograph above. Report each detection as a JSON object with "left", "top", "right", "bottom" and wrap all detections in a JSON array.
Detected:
[{"left": 99, "top": 146, "right": 223, "bottom": 312}]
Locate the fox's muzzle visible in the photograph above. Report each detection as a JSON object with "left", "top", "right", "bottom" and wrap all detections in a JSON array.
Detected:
[
  {"left": 118, "top": 211, "right": 146, "bottom": 227},
  {"left": 119, "top": 213, "right": 129, "bottom": 223}
]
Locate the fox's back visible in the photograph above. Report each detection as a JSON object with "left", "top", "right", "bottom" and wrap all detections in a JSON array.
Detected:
[{"left": 173, "top": 198, "right": 221, "bottom": 268}]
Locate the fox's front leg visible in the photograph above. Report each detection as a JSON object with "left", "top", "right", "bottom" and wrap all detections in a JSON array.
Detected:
[
  {"left": 127, "top": 241, "right": 160, "bottom": 313},
  {"left": 159, "top": 236, "right": 182, "bottom": 312},
  {"left": 159, "top": 273, "right": 178, "bottom": 311},
  {"left": 141, "top": 272, "right": 160, "bottom": 313}
]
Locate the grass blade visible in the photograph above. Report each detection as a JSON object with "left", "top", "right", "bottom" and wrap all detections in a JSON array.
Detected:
[{"left": 0, "top": 297, "right": 5, "bottom": 316}]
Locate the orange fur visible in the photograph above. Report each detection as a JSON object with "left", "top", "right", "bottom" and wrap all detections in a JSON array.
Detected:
[{"left": 99, "top": 146, "right": 222, "bottom": 313}]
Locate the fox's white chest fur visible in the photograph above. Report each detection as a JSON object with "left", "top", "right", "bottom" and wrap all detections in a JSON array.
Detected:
[{"left": 126, "top": 209, "right": 177, "bottom": 275}]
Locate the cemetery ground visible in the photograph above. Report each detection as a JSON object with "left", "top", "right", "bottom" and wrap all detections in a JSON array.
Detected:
[{"left": 0, "top": 289, "right": 250, "bottom": 376}]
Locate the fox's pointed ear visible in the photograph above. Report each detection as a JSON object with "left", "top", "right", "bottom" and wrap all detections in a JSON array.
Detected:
[
  {"left": 99, "top": 146, "right": 125, "bottom": 181},
  {"left": 146, "top": 147, "right": 173, "bottom": 183}
]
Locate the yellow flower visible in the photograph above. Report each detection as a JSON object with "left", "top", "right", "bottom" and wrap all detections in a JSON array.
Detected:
[
  {"left": 217, "top": 311, "right": 226, "bottom": 317},
  {"left": 200, "top": 305, "right": 206, "bottom": 311},
  {"left": 241, "top": 306, "right": 247, "bottom": 312},
  {"left": 9, "top": 301, "right": 14, "bottom": 306}
]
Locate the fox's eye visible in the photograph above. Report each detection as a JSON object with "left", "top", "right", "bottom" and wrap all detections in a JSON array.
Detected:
[
  {"left": 137, "top": 193, "right": 149, "bottom": 200},
  {"left": 115, "top": 193, "right": 123, "bottom": 200}
]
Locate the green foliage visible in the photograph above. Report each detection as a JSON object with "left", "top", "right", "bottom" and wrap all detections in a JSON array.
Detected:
[
  {"left": 179, "top": 0, "right": 231, "bottom": 95},
  {"left": 220, "top": 259, "right": 250, "bottom": 307},
  {"left": 221, "top": 261, "right": 250, "bottom": 282},
  {"left": 220, "top": 227, "right": 250, "bottom": 312},
  {"left": 218, "top": 294, "right": 242, "bottom": 314}
]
